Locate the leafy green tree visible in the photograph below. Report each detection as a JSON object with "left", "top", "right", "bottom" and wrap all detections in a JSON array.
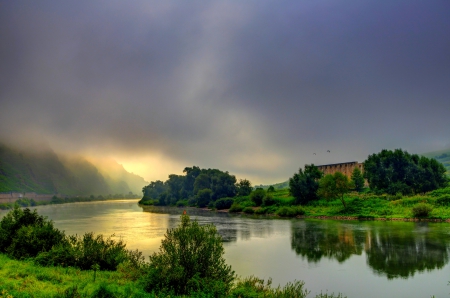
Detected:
[
  {"left": 318, "top": 172, "right": 353, "bottom": 208},
  {"left": 267, "top": 185, "right": 276, "bottom": 193},
  {"left": 236, "top": 179, "right": 253, "bottom": 196},
  {"left": 194, "top": 173, "right": 211, "bottom": 195},
  {"left": 142, "top": 214, "right": 235, "bottom": 296},
  {"left": 351, "top": 167, "right": 365, "bottom": 192},
  {"left": 364, "top": 149, "right": 448, "bottom": 195},
  {"left": 289, "top": 164, "right": 323, "bottom": 205},
  {"left": 196, "top": 188, "right": 212, "bottom": 208},
  {"left": 250, "top": 188, "right": 265, "bottom": 206}
]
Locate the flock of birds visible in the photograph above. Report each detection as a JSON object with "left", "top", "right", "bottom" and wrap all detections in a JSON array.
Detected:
[{"left": 313, "top": 150, "right": 331, "bottom": 155}]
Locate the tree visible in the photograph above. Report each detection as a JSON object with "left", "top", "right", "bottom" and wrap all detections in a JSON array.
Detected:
[
  {"left": 318, "top": 172, "right": 353, "bottom": 208},
  {"left": 250, "top": 188, "right": 265, "bottom": 206},
  {"left": 236, "top": 179, "right": 253, "bottom": 196},
  {"left": 196, "top": 188, "right": 212, "bottom": 208},
  {"left": 364, "top": 149, "right": 448, "bottom": 195},
  {"left": 289, "top": 164, "right": 323, "bottom": 205},
  {"left": 351, "top": 167, "right": 365, "bottom": 192},
  {"left": 142, "top": 214, "right": 235, "bottom": 296}
]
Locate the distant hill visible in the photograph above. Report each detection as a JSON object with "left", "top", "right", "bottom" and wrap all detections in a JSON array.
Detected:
[
  {"left": 0, "top": 143, "right": 147, "bottom": 196},
  {"left": 422, "top": 148, "right": 450, "bottom": 175},
  {"left": 254, "top": 180, "right": 289, "bottom": 190}
]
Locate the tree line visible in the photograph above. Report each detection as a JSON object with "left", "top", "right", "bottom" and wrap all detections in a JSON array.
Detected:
[
  {"left": 289, "top": 148, "right": 448, "bottom": 208},
  {"left": 141, "top": 166, "right": 252, "bottom": 207}
]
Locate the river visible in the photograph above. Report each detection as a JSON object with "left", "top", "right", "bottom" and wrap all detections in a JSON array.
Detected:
[{"left": 1, "top": 199, "right": 449, "bottom": 298}]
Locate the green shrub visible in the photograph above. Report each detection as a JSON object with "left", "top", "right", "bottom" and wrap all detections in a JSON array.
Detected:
[
  {"left": 243, "top": 207, "right": 255, "bottom": 214},
  {"left": 254, "top": 207, "right": 269, "bottom": 215},
  {"left": 435, "top": 195, "right": 450, "bottom": 206},
  {"left": 412, "top": 203, "right": 433, "bottom": 218},
  {"left": 230, "top": 275, "right": 309, "bottom": 298},
  {"left": 229, "top": 203, "right": 244, "bottom": 213},
  {"left": 250, "top": 188, "right": 265, "bottom": 206},
  {"left": 215, "top": 197, "right": 234, "bottom": 210},
  {"left": 176, "top": 200, "right": 188, "bottom": 207},
  {"left": 35, "top": 232, "right": 144, "bottom": 271},
  {"left": 276, "top": 206, "right": 305, "bottom": 217},
  {"left": 0, "top": 207, "right": 65, "bottom": 259},
  {"left": 140, "top": 214, "right": 235, "bottom": 296},
  {"left": 262, "top": 194, "right": 276, "bottom": 207}
]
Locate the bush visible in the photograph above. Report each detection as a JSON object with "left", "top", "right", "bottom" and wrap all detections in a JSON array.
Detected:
[
  {"left": 435, "top": 195, "right": 450, "bottom": 206},
  {"left": 411, "top": 203, "right": 433, "bottom": 218},
  {"left": 0, "top": 207, "right": 65, "bottom": 259},
  {"left": 229, "top": 203, "right": 244, "bottom": 213},
  {"left": 140, "top": 214, "right": 235, "bottom": 296},
  {"left": 243, "top": 207, "right": 255, "bottom": 214},
  {"left": 230, "top": 275, "right": 309, "bottom": 298},
  {"left": 250, "top": 188, "right": 265, "bottom": 206},
  {"left": 215, "top": 197, "right": 234, "bottom": 210},
  {"left": 276, "top": 206, "right": 305, "bottom": 217},
  {"left": 262, "top": 194, "right": 276, "bottom": 207},
  {"left": 35, "top": 232, "right": 144, "bottom": 271}
]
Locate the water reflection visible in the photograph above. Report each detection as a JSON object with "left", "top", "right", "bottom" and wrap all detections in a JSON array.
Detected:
[{"left": 291, "top": 220, "right": 450, "bottom": 279}]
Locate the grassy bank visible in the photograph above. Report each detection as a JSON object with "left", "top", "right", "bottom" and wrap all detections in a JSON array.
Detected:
[{"left": 210, "top": 187, "right": 450, "bottom": 220}]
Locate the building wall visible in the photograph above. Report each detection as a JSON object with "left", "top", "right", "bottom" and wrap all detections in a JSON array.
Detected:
[{"left": 317, "top": 161, "right": 364, "bottom": 179}]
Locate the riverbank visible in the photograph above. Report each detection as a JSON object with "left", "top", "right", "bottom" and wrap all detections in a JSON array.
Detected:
[{"left": 0, "top": 196, "right": 139, "bottom": 210}]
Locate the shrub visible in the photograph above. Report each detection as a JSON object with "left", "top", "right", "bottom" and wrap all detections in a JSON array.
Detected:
[
  {"left": 0, "top": 207, "right": 65, "bottom": 259},
  {"left": 412, "top": 203, "right": 433, "bottom": 218},
  {"left": 276, "top": 206, "right": 305, "bottom": 217},
  {"left": 229, "top": 203, "right": 244, "bottom": 213},
  {"left": 176, "top": 200, "right": 188, "bottom": 207},
  {"left": 35, "top": 232, "right": 144, "bottom": 271},
  {"left": 230, "top": 275, "right": 309, "bottom": 298},
  {"left": 243, "top": 207, "right": 255, "bottom": 214},
  {"left": 215, "top": 197, "right": 234, "bottom": 210},
  {"left": 250, "top": 188, "right": 265, "bottom": 206},
  {"left": 262, "top": 194, "right": 276, "bottom": 207},
  {"left": 140, "top": 214, "right": 235, "bottom": 296},
  {"left": 254, "top": 207, "right": 269, "bottom": 215},
  {"left": 435, "top": 195, "right": 450, "bottom": 206}
]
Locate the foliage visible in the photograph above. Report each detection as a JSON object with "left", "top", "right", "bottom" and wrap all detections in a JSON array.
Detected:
[
  {"left": 141, "top": 214, "right": 235, "bottom": 296},
  {"left": 142, "top": 166, "right": 238, "bottom": 207},
  {"left": 215, "top": 197, "right": 234, "bottom": 210},
  {"left": 289, "top": 164, "right": 323, "bottom": 205},
  {"left": 35, "top": 232, "right": 144, "bottom": 271},
  {"left": 229, "top": 203, "right": 244, "bottom": 213},
  {"left": 411, "top": 203, "right": 433, "bottom": 218},
  {"left": 196, "top": 188, "right": 212, "bottom": 208},
  {"left": 262, "top": 194, "right": 276, "bottom": 206},
  {"left": 351, "top": 167, "right": 365, "bottom": 192},
  {"left": 435, "top": 195, "right": 450, "bottom": 206},
  {"left": 267, "top": 186, "right": 276, "bottom": 193},
  {"left": 363, "top": 149, "right": 448, "bottom": 195},
  {"left": 276, "top": 206, "right": 305, "bottom": 217},
  {"left": 318, "top": 172, "right": 353, "bottom": 208},
  {"left": 230, "top": 275, "right": 309, "bottom": 298},
  {"left": 237, "top": 179, "right": 253, "bottom": 196},
  {"left": 243, "top": 207, "right": 255, "bottom": 214},
  {"left": 250, "top": 188, "right": 266, "bottom": 206},
  {"left": 0, "top": 207, "right": 65, "bottom": 259}
]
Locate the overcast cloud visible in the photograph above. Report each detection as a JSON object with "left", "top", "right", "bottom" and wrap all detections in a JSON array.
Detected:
[{"left": 1, "top": 0, "right": 449, "bottom": 184}]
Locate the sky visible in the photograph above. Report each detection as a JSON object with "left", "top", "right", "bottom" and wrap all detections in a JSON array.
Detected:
[{"left": 1, "top": 0, "right": 450, "bottom": 185}]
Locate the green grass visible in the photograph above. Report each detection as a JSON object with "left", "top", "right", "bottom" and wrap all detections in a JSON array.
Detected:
[
  {"left": 0, "top": 254, "right": 151, "bottom": 298},
  {"left": 228, "top": 187, "right": 450, "bottom": 220}
]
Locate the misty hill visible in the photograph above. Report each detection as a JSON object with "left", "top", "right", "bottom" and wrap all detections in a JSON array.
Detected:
[
  {"left": 0, "top": 143, "right": 147, "bottom": 196},
  {"left": 422, "top": 149, "right": 450, "bottom": 175}
]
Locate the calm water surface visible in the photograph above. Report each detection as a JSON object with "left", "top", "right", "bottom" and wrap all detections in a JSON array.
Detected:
[{"left": 2, "top": 200, "right": 450, "bottom": 298}]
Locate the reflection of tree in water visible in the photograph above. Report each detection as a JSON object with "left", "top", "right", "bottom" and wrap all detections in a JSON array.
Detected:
[
  {"left": 291, "top": 220, "right": 450, "bottom": 279},
  {"left": 291, "top": 220, "right": 364, "bottom": 263},
  {"left": 365, "top": 222, "right": 450, "bottom": 279}
]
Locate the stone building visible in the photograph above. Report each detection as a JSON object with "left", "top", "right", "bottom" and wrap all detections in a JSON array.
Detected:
[{"left": 316, "top": 161, "right": 364, "bottom": 179}]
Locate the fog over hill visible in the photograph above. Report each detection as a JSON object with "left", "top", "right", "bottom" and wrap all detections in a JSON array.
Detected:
[{"left": 0, "top": 143, "right": 147, "bottom": 196}]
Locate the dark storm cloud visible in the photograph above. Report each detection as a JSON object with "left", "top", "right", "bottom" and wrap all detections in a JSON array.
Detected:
[{"left": 1, "top": 0, "right": 449, "bottom": 183}]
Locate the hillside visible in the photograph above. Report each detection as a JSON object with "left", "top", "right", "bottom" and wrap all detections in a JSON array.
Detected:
[
  {"left": 0, "top": 143, "right": 147, "bottom": 196},
  {"left": 422, "top": 148, "right": 450, "bottom": 175}
]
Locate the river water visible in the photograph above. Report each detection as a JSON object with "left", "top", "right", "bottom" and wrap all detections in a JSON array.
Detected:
[{"left": 1, "top": 199, "right": 449, "bottom": 298}]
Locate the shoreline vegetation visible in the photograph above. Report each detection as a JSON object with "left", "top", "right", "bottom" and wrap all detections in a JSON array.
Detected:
[
  {"left": 0, "top": 194, "right": 140, "bottom": 210},
  {"left": 0, "top": 207, "right": 345, "bottom": 298},
  {"left": 139, "top": 149, "right": 450, "bottom": 221}
]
